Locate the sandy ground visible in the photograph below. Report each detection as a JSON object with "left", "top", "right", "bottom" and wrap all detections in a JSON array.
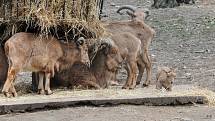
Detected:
[{"left": 1, "top": 105, "right": 215, "bottom": 121}]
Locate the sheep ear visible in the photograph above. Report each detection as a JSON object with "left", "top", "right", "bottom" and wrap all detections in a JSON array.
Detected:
[
  {"left": 126, "top": 11, "right": 136, "bottom": 18},
  {"left": 144, "top": 9, "right": 150, "bottom": 19},
  {"left": 110, "top": 47, "right": 118, "bottom": 54},
  {"left": 170, "top": 67, "right": 177, "bottom": 72}
]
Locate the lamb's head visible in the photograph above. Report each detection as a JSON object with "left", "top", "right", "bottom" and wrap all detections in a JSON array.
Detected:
[
  {"left": 156, "top": 67, "right": 176, "bottom": 91},
  {"left": 117, "top": 5, "right": 150, "bottom": 21}
]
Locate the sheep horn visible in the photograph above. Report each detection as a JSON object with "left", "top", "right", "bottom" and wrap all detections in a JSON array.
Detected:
[
  {"left": 100, "top": 42, "right": 110, "bottom": 49},
  {"left": 117, "top": 5, "right": 137, "bottom": 14},
  {"left": 144, "top": 8, "right": 150, "bottom": 19},
  {"left": 76, "top": 37, "right": 85, "bottom": 46}
]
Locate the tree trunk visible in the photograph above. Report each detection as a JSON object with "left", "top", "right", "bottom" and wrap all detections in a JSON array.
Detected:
[{"left": 152, "top": 0, "right": 179, "bottom": 8}]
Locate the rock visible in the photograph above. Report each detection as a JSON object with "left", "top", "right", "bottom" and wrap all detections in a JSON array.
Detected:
[{"left": 110, "top": 2, "right": 116, "bottom": 6}]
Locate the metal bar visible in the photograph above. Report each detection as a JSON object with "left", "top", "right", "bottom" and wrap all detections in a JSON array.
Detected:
[
  {"left": 99, "top": 0, "right": 104, "bottom": 20},
  {"left": 16, "top": 0, "right": 18, "bottom": 19},
  {"left": 29, "top": 0, "right": 31, "bottom": 12},
  {"left": 63, "top": 0, "right": 66, "bottom": 19},
  {"left": 3, "top": 0, "right": 5, "bottom": 20}
]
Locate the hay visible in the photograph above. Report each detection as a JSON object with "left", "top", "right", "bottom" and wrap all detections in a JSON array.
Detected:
[{"left": 0, "top": 0, "right": 104, "bottom": 43}]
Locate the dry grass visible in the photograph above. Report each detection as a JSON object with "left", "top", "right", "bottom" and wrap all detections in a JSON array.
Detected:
[{"left": 0, "top": 0, "right": 104, "bottom": 42}]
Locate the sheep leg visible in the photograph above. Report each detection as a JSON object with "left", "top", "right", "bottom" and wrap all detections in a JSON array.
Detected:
[
  {"left": 38, "top": 72, "right": 45, "bottom": 94},
  {"left": 142, "top": 51, "right": 152, "bottom": 87},
  {"left": 9, "top": 83, "right": 17, "bottom": 97},
  {"left": 122, "top": 63, "right": 132, "bottom": 89},
  {"left": 129, "top": 62, "right": 138, "bottom": 89},
  {"left": 2, "top": 67, "right": 18, "bottom": 97},
  {"left": 156, "top": 80, "right": 162, "bottom": 90},
  {"left": 44, "top": 73, "right": 52, "bottom": 95},
  {"left": 136, "top": 60, "right": 146, "bottom": 85}
]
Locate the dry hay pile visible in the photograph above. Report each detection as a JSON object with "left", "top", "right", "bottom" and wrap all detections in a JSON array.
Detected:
[{"left": 0, "top": 0, "right": 104, "bottom": 44}]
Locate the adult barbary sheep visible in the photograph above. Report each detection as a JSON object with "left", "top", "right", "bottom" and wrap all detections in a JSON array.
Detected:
[
  {"left": 104, "top": 5, "right": 155, "bottom": 87},
  {"left": 100, "top": 33, "right": 146, "bottom": 89},
  {"left": 2, "top": 32, "right": 90, "bottom": 97},
  {"left": 156, "top": 66, "right": 176, "bottom": 91}
]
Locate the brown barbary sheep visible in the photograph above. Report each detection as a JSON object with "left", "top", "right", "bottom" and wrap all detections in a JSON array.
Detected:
[
  {"left": 104, "top": 5, "right": 155, "bottom": 87},
  {"left": 2, "top": 32, "right": 90, "bottom": 97},
  {"left": 51, "top": 62, "right": 100, "bottom": 90},
  {"left": 156, "top": 66, "right": 176, "bottom": 91},
  {"left": 32, "top": 38, "right": 118, "bottom": 90},
  {"left": 0, "top": 47, "right": 8, "bottom": 87},
  {"left": 100, "top": 32, "right": 148, "bottom": 89}
]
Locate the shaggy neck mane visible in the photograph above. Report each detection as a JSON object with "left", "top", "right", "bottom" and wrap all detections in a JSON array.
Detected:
[{"left": 58, "top": 42, "right": 78, "bottom": 71}]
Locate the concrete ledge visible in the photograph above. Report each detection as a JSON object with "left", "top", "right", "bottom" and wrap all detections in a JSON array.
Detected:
[
  {"left": 0, "top": 85, "right": 211, "bottom": 114},
  {"left": 0, "top": 96, "right": 207, "bottom": 114}
]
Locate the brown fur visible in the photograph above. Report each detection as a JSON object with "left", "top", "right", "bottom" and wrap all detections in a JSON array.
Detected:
[
  {"left": 0, "top": 47, "right": 8, "bottom": 87},
  {"left": 51, "top": 62, "right": 100, "bottom": 89},
  {"left": 104, "top": 8, "right": 155, "bottom": 87},
  {"left": 90, "top": 45, "right": 117, "bottom": 88},
  {"left": 101, "top": 33, "right": 146, "bottom": 89},
  {"left": 156, "top": 66, "right": 176, "bottom": 91},
  {"left": 32, "top": 40, "right": 116, "bottom": 90},
  {"left": 2, "top": 32, "right": 89, "bottom": 97}
]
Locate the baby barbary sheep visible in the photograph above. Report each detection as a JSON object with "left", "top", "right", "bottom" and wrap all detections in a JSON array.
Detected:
[{"left": 156, "top": 66, "right": 176, "bottom": 91}]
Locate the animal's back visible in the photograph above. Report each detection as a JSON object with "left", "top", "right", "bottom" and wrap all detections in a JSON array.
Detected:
[
  {"left": 105, "top": 21, "right": 155, "bottom": 47},
  {"left": 111, "top": 32, "right": 141, "bottom": 53},
  {"left": 5, "top": 32, "right": 63, "bottom": 72}
]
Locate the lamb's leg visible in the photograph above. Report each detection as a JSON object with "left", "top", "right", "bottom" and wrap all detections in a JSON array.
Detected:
[
  {"left": 156, "top": 80, "right": 162, "bottom": 90},
  {"left": 2, "top": 67, "right": 18, "bottom": 97},
  {"left": 38, "top": 72, "right": 45, "bottom": 94},
  {"left": 44, "top": 73, "right": 52, "bottom": 95}
]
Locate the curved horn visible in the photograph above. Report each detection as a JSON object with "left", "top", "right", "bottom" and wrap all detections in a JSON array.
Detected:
[
  {"left": 143, "top": 8, "right": 150, "bottom": 19},
  {"left": 100, "top": 42, "right": 110, "bottom": 49},
  {"left": 76, "top": 37, "right": 85, "bottom": 45},
  {"left": 126, "top": 11, "right": 136, "bottom": 18},
  {"left": 116, "top": 5, "right": 137, "bottom": 14}
]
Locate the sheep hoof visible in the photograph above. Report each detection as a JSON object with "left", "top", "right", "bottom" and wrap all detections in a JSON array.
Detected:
[
  {"left": 38, "top": 89, "right": 45, "bottom": 95},
  {"left": 142, "top": 83, "right": 149, "bottom": 87},
  {"left": 136, "top": 81, "right": 141, "bottom": 85},
  {"left": 122, "top": 85, "right": 129, "bottom": 89},
  {"left": 3, "top": 91, "right": 11, "bottom": 98},
  {"left": 45, "top": 90, "right": 53, "bottom": 95},
  {"left": 12, "top": 92, "right": 17, "bottom": 97}
]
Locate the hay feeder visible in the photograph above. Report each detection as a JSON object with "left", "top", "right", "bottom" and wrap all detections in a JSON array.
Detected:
[{"left": 0, "top": 0, "right": 105, "bottom": 44}]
